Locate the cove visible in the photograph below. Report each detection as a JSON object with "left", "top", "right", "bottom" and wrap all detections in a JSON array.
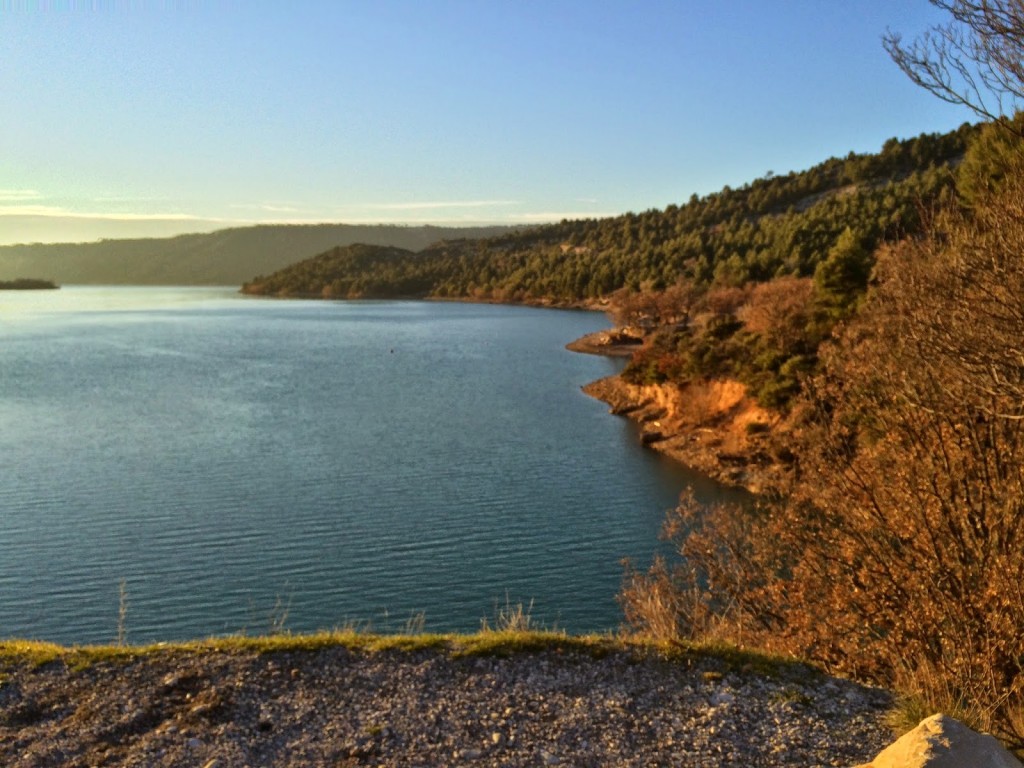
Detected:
[{"left": 0, "top": 286, "right": 743, "bottom": 644}]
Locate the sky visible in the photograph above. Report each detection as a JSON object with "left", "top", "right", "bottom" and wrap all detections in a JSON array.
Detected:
[{"left": 1, "top": 1, "right": 980, "bottom": 245}]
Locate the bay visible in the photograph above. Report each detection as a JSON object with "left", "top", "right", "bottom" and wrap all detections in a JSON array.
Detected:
[{"left": 0, "top": 286, "right": 739, "bottom": 644}]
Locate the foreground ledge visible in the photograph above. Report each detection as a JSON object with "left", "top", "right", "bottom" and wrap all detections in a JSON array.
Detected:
[{"left": 0, "top": 632, "right": 894, "bottom": 767}]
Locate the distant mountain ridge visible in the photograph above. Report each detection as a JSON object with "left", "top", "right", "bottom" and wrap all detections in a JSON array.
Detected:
[{"left": 0, "top": 224, "right": 521, "bottom": 286}]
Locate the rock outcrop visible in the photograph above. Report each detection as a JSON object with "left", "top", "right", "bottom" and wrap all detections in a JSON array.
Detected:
[
  {"left": 581, "top": 373, "right": 791, "bottom": 493},
  {"left": 568, "top": 327, "right": 797, "bottom": 494},
  {"left": 855, "top": 713, "right": 1023, "bottom": 768},
  {"left": 564, "top": 329, "right": 642, "bottom": 356}
]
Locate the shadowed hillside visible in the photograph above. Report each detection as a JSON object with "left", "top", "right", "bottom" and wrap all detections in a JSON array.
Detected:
[{"left": 0, "top": 224, "right": 519, "bottom": 286}]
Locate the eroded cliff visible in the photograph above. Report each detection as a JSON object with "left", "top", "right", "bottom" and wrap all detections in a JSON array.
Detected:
[{"left": 581, "top": 373, "right": 794, "bottom": 494}]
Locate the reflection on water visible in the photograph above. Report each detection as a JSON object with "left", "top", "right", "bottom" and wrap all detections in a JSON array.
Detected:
[{"left": 0, "top": 287, "right": 739, "bottom": 643}]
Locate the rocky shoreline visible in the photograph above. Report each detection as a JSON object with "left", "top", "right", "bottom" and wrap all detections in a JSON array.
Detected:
[
  {"left": 568, "top": 329, "right": 791, "bottom": 494},
  {"left": 0, "top": 640, "right": 895, "bottom": 767}
]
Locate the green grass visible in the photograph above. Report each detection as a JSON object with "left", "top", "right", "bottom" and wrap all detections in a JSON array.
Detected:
[
  {"left": 0, "top": 629, "right": 822, "bottom": 679},
  {"left": 0, "top": 589, "right": 815, "bottom": 681}
]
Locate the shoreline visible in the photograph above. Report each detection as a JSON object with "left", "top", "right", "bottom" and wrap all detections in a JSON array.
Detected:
[
  {"left": 0, "top": 278, "right": 59, "bottom": 290},
  {"left": 564, "top": 328, "right": 642, "bottom": 357},
  {"left": 239, "top": 286, "right": 613, "bottom": 314},
  {"left": 568, "top": 329, "right": 791, "bottom": 495}
]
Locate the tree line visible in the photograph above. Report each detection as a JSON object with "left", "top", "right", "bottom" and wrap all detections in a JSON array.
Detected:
[{"left": 243, "top": 124, "right": 976, "bottom": 304}]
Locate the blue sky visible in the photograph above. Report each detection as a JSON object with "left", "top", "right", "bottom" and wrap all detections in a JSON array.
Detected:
[{"left": 1, "top": 1, "right": 979, "bottom": 245}]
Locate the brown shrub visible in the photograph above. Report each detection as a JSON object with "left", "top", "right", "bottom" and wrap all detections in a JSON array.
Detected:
[
  {"left": 737, "top": 276, "right": 816, "bottom": 355},
  {"left": 623, "top": 174, "right": 1024, "bottom": 749}
]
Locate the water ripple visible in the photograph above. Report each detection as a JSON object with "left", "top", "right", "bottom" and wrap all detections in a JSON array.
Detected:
[{"left": 0, "top": 288, "right": 743, "bottom": 643}]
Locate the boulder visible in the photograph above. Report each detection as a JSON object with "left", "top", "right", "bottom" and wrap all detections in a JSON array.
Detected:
[{"left": 855, "top": 713, "right": 1022, "bottom": 768}]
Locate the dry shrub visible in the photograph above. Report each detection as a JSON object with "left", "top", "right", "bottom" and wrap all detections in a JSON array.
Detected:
[
  {"left": 623, "top": 174, "right": 1024, "bottom": 749},
  {"left": 619, "top": 490, "right": 787, "bottom": 650},
  {"left": 619, "top": 556, "right": 692, "bottom": 642},
  {"left": 610, "top": 280, "right": 703, "bottom": 328},
  {"left": 737, "top": 276, "right": 816, "bottom": 355},
  {"left": 703, "top": 285, "right": 752, "bottom": 317},
  {"left": 787, "top": 183, "right": 1024, "bottom": 748}
]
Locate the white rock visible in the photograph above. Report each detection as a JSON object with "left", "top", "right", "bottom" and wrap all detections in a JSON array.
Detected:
[
  {"left": 855, "top": 713, "right": 1023, "bottom": 768},
  {"left": 710, "top": 689, "right": 735, "bottom": 707}
]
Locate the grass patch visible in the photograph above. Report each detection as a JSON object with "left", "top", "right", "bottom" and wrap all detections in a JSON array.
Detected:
[
  {"left": 0, "top": 639, "right": 179, "bottom": 672},
  {"left": 0, "top": 629, "right": 825, "bottom": 684},
  {"left": 0, "top": 631, "right": 620, "bottom": 667},
  {"left": 479, "top": 595, "right": 539, "bottom": 634},
  {"left": 633, "top": 637, "right": 823, "bottom": 682},
  {"left": 454, "top": 631, "right": 619, "bottom": 659},
  {"left": 0, "top": 640, "right": 75, "bottom": 669}
]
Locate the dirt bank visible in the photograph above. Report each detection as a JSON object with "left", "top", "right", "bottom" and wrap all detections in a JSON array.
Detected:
[{"left": 570, "top": 331, "right": 793, "bottom": 494}]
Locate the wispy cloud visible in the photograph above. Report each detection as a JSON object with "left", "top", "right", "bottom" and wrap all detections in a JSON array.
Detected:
[
  {"left": 0, "top": 204, "right": 64, "bottom": 216},
  {"left": 357, "top": 200, "right": 521, "bottom": 211},
  {"left": 261, "top": 205, "right": 303, "bottom": 213},
  {"left": 0, "top": 195, "right": 613, "bottom": 246},
  {"left": 0, "top": 189, "right": 43, "bottom": 202},
  {"left": 229, "top": 202, "right": 311, "bottom": 214},
  {"left": 0, "top": 204, "right": 205, "bottom": 222}
]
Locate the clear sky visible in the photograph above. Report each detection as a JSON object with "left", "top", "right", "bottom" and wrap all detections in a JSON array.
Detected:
[{"left": 1, "top": 0, "right": 979, "bottom": 245}]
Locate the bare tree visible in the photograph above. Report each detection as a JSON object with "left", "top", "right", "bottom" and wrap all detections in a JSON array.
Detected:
[
  {"left": 884, "top": 1, "right": 1024, "bottom": 127},
  {"left": 609, "top": 280, "right": 703, "bottom": 329},
  {"left": 784, "top": 192, "right": 1024, "bottom": 745},
  {"left": 622, "top": 179, "right": 1024, "bottom": 747},
  {"left": 737, "top": 276, "right": 816, "bottom": 356}
]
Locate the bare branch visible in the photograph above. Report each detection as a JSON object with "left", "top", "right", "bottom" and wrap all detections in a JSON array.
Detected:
[{"left": 884, "top": 0, "right": 1024, "bottom": 133}]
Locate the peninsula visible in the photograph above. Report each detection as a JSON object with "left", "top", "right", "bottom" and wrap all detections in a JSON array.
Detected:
[{"left": 0, "top": 278, "right": 58, "bottom": 290}]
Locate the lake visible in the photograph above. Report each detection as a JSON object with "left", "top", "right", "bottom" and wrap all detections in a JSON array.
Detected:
[{"left": 0, "top": 287, "right": 739, "bottom": 644}]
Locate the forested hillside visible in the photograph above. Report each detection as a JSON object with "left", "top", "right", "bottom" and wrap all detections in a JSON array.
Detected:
[
  {"left": 243, "top": 125, "right": 976, "bottom": 302},
  {"left": 0, "top": 224, "right": 518, "bottom": 286},
  {"left": 622, "top": 109, "right": 1024, "bottom": 753},
  {"left": 243, "top": 125, "right": 979, "bottom": 413},
  {"left": 617, "top": 0, "right": 1024, "bottom": 749}
]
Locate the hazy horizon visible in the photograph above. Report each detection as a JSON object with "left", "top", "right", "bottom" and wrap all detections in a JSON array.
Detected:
[{"left": 0, "top": 214, "right": 525, "bottom": 248}]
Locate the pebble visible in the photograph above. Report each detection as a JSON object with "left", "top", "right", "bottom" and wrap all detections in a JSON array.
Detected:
[
  {"left": 0, "top": 644, "right": 895, "bottom": 767},
  {"left": 710, "top": 689, "right": 736, "bottom": 706}
]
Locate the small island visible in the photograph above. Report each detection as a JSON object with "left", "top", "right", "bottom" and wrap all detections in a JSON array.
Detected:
[{"left": 0, "top": 278, "right": 59, "bottom": 290}]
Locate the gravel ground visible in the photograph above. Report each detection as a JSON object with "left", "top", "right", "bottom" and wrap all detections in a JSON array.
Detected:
[{"left": 0, "top": 642, "right": 894, "bottom": 767}]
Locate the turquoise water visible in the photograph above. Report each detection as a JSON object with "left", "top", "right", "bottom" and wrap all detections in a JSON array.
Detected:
[{"left": 0, "top": 287, "right": 738, "bottom": 643}]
